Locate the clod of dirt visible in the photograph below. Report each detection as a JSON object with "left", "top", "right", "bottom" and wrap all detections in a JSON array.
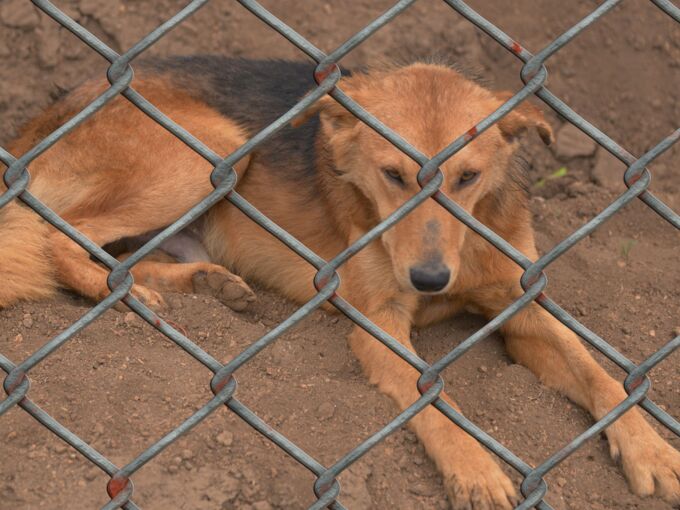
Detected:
[
  {"left": 553, "top": 123, "right": 598, "bottom": 160},
  {"left": 0, "top": 0, "right": 40, "bottom": 30},
  {"left": 216, "top": 430, "right": 234, "bottom": 447},
  {"left": 2, "top": 2, "right": 680, "bottom": 509},
  {"left": 221, "top": 475, "right": 241, "bottom": 502},
  {"left": 36, "top": 19, "right": 60, "bottom": 68},
  {"left": 591, "top": 147, "right": 626, "bottom": 191},
  {"left": 316, "top": 401, "right": 336, "bottom": 421},
  {"left": 409, "top": 481, "right": 439, "bottom": 497},
  {"left": 339, "top": 465, "right": 373, "bottom": 510}
]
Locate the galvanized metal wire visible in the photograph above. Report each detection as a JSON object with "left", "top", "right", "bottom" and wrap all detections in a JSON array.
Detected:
[{"left": 1, "top": 0, "right": 679, "bottom": 508}]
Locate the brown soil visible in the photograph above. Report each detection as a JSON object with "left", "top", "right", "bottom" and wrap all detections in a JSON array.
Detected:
[{"left": 1, "top": 1, "right": 679, "bottom": 509}]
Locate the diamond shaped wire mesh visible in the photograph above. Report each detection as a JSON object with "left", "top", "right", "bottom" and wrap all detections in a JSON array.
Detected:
[{"left": 1, "top": 0, "right": 679, "bottom": 509}]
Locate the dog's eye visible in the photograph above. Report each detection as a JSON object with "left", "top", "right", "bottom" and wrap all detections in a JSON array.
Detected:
[
  {"left": 458, "top": 170, "right": 480, "bottom": 187},
  {"left": 382, "top": 167, "right": 404, "bottom": 186}
]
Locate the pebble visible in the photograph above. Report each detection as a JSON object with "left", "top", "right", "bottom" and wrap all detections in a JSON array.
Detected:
[
  {"left": 673, "top": 326, "right": 680, "bottom": 337},
  {"left": 553, "top": 124, "right": 597, "bottom": 159},
  {"left": 84, "top": 467, "right": 100, "bottom": 481},
  {"left": 93, "top": 422, "right": 105, "bottom": 436},
  {"left": 649, "top": 329, "right": 656, "bottom": 337},
  {"left": 22, "top": 313, "right": 33, "bottom": 328},
  {"left": 124, "top": 312, "right": 142, "bottom": 328},
  {"left": 167, "top": 464, "right": 178, "bottom": 474},
  {"left": 478, "top": 365, "right": 488, "bottom": 373},
  {"left": 216, "top": 430, "right": 234, "bottom": 447},
  {"left": 180, "top": 448, "right": 194, "bottom": 460}
]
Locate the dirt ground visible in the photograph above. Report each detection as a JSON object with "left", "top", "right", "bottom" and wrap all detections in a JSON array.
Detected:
[{"left": 1, "top": 0, "right": 679, "bottom": 509}]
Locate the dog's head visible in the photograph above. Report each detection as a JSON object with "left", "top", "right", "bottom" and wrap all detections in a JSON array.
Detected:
[{"left": 294, "top": 63, "right": 552, "bottom": 295}]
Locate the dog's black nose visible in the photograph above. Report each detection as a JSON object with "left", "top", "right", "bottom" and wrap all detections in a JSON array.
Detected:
[{"left": 409, "top": 264, "right": 451, "bottom": 292}]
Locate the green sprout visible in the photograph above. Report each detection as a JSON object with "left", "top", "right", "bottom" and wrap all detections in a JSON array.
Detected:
[
  {"left": 620, "top": 239, "right": 637, "bottom": 261},
  {"left": 534, "top": 166, "right": 569, "bottom": 188}
]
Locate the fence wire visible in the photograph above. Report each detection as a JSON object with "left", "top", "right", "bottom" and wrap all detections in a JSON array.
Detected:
[{"left": 1, "top": 0, "right": 679, "bottom": 509}]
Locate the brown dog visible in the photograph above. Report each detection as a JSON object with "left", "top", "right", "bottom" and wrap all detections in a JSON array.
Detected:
[{"left": 2, "top": 58, "right": 679, "bottom": 509}]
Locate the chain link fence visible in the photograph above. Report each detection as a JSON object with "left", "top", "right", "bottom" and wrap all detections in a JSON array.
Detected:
[{"left": 1, "top": 0, "right": 679, "bottom": 508}]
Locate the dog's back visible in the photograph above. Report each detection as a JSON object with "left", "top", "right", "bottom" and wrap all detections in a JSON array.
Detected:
[{"left": 145, "top": 57, "right": 336, "bottom": 181}]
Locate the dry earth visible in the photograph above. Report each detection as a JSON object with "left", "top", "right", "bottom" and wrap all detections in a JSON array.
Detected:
[{"left": 1, "top": 1, "right": 679, "bottom": 509}]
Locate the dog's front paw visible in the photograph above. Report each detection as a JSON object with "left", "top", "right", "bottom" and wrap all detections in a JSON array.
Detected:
[
  {"left": 444, "top": 455, "right": 518, "bottom": 510},
  {"left": 191, "top": 270, "right": 255, "bottom": 312},
  {"left": 610, "top": 419, "right": 680, "bottom": 505}
]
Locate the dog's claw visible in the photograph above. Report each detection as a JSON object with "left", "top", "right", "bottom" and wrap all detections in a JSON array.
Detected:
[
  {"left": 191, "top": 270, "right": 255, "bottom": 312},
  {"left": 445, "top": 458, "right": 517, "bottom": 510},
  {"left": 112, "top": 285, "right": 166, "bottom": 313}
]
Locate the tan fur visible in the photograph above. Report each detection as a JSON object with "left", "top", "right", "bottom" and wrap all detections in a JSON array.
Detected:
[{"left": 2, "top": 63, "right": 678, "bottom": 509}]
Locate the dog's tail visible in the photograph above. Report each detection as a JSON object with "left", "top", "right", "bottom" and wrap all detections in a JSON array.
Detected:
[{"left": 0, "top": 196, "right": 56, "bottom": 308}]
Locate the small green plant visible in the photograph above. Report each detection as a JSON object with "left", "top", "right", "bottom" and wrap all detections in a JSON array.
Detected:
[
  {"left": 620, "top": 239, "right": 637, "bottom": 261},
  {"left": 534, "top": 166, "right": 569, "bottom": 188}
]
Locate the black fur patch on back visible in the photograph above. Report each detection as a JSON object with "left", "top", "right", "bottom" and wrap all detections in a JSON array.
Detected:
[{"left": 142, "top": 57, "right": 349, "bottom": 181}]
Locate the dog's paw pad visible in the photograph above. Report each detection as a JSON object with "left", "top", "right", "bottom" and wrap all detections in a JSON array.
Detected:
[{"left": 192, "top": 270, "right": 255, "bottom": 312}]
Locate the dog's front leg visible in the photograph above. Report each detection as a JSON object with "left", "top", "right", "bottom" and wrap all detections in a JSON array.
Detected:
[
  {"left": 347, "top": 298, "right": 518, "bottom": 509},
  {"left": 474, "top": 280, "right": 680, "bottom": 504}
]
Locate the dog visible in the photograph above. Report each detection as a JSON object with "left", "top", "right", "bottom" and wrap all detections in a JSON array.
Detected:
[{"left": 2, "top": 58, "right": 679, "bottom": 509}]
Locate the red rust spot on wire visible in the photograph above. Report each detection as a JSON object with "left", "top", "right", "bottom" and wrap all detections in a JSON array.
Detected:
[
  {"left": 628, "top": 376, "right": 644, "bottom": 391},
  {"left": 467, "top": 126, "right": 478, "bottom": 139},
  {"left": 5, "top": 371, "right": 25, "bottom": 394},
  {"left": 627, "top": 173, "right": 642, "bottom": 186},
  {"left": 418, "top": 379, "right": 434, "bottom": 394},
  {"left": 106, "top": 475, "right": 129, "bottom": 498},
  {"left": 314, "top": 63, "right": 339, "bottom": 84},
  {"left": 212, "top": 374, "right": 232, "bottom": 394},
  {"left": 511, "top": 41, "right": 523, "bottom": 54}
]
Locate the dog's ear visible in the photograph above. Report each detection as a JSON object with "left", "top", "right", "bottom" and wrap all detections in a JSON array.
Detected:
[
  {"left": 291, "top": 94, "right": 360, "bottom": 132},
  {"left": 493, "top": 91, "right": 554, "bottom": 146}
]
